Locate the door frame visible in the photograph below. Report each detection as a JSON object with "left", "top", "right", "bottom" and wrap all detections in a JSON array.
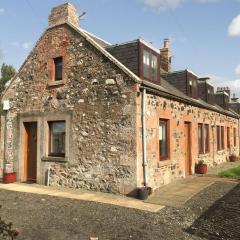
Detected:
[
  {"left": 19, "top": 117, "right": 41, "bottom": 183},
  {"left": 23, "top": 122, "right": 38, "bottom": 182},
  {"left": 184, "top": 121, "right": 192, "bottom": 176}
]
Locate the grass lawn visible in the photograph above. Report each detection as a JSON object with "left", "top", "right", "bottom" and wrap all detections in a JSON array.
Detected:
[{"left": 219, "top": 165, "right": 240, "bottom": 179}]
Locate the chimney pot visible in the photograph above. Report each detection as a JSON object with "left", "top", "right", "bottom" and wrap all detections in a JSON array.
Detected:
[{"left": 163, "top": 38, "right": 169, "bottom": 48}]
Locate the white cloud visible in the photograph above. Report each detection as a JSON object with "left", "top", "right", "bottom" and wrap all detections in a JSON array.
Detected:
[
  {"left": 235, "top": 64, "right": 240, "bottom": 75},
  {"left": 196, "top": 0, "right": 219, "bottom": 2},
  {"left": 228, "top": 15, "right": 240, "bottom": 37},
  {"left": 143, "top": 0, "right": 185, "bottom": 9},
  {"left": 143, "top": 0, "right": 221, "bottom": 9},
  {"left": 0, "top": 8, "right": 5, "bottom": 15},
  {"left": 208, "top": 74, "right": 240, "bottom": 96},
  {"left": 232, "top": 79, "right": 240, "bottom": 88},
  {"left": 208, "top": 74, "right": 229, "bottom": 87},
  {"left": 22, "top": 42, "right": 32, "bottom": 50},
  {"left": 11, "top": 41, "right": 33, "bottom": 50}
]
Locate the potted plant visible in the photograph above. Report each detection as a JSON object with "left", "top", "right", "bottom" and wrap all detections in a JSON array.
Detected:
[
  {"left": 229, "top": 154, "right": 239, "bottom": 162},
  {"left": 137, "top": 186, "right": 152, "bottom": 200},
  {"left": 195, "top": 160, "right": 208, "bottom": 174},
  {"left": 3, "top": 163, "right": 16, "bottom": 184}
]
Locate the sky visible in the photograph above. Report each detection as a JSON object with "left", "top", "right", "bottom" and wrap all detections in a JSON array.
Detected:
[{"left": 0, "top": 0, "right": 240, "bottom": 95}]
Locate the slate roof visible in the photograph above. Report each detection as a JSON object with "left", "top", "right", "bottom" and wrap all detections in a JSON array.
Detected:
[
  {"left": 81, "top": 29, "right": 112, "bottom": 48},
  {"left": 142, "top": 78, "right": 239, "bottom": 118},
  {"left": 4, "top": 21, "right": 239, "bottom": 119}
]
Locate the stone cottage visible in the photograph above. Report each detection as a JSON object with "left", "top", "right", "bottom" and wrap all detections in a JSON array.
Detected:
[{"left": 1, "top": 3, "right": 239, "bottom": 195}]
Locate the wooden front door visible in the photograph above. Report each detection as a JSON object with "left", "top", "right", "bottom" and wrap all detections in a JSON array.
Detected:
[
  {"left": 184, "top": 122, "right": 192, "bottom": 176},
  {"left": 24, "top": 122, "right": 37, "bottom": 182}
]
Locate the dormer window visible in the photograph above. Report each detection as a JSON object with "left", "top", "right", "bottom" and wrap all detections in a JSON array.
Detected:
[
  {"left": 151, "top": 55, "right": 158, "bottom": 81},
  {"left": 142, "top": 48, "right": 159, "bottom": 82},
  {"left": 143, "top": 50, "right": 150, "bottom": 78},
  {"left": 54, "top": 57, "right": 63, "bottom": 81},
  {"left": 189, "top": 79, "right": 193, "bottom": 96}
]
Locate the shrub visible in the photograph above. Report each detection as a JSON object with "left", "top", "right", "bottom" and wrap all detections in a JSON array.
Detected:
[{"left": 0, "top": 206, "right": 19, "bottom": 239}]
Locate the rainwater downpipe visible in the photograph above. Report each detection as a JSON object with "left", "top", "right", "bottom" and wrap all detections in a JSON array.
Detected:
[
  {"left": 142, "top": 88, "right": 148, "bottom": 187},
  {"left": 2, "top": 111, "right": 7, "bottom": 179},
  {"left": 3, "top": 100, "right": 10, "bottom": 179}
]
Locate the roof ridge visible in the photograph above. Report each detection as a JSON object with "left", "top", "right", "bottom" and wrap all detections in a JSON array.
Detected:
[{"left": 80, "top": 28, "right": 112, "bottom": 46}]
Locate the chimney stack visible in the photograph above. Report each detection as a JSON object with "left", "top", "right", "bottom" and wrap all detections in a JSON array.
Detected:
[
  {"left": 216, "top": 87, "right": 230, "bottom": 97},
  {"left": 163, "top": 38, "right": 170, "bottom": 49},
  {"left": 215, "top": 87, "right": 230, "bottom": 110},
  {"left": 160, "top": 38, "right": 172, "bottom": 73},
  {"left": 48, "top": 3, "right": 79, "bottom": 28},
  {"left": 231, "top": 93, "right": 239, "bottom": 103}
]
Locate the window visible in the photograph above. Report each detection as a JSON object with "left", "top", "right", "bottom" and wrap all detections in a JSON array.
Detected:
[
  {"left": 198, "top": 124, "right": 204, "bottom": 154},
  {"left": 204, "top": 124, "right": 209, "bottom": 153},
  {"left": 143, "top": 48, "right": 158, "bottom": 81},
  {"left": 198, "top": 124, "right": 209, "bottom": 154},
  {"left": 48, "top": 121, "right": 65, "bottom": 157},
  {"left": 159, "top": 119, "right": 169, "bottom": 160},
  {"left": 234, "top": 128, "right": 237, "bottom": 147},
  {"left": 143, "top": 50, "right": 150, "bottom": 78},
  {"left": 54, "top": 57, "right": 63, "bottom": 81},
  {"left": 221, "top": 126, "right": 224, "bottom": 149},
  {"left": 217, "top": 126, "right": 224, "bottom": 151},
  {"left": 189, "top": 80, "right": 193, "bottom": 96},
  {"left": 217, "top": 126, "right": 221, "bottom": 150},
  {"left": 151, "top": 55, "right": 158, "bottom": 81},
  {"left": 227, "top": 127, "right": 230, "bottom": 149}
]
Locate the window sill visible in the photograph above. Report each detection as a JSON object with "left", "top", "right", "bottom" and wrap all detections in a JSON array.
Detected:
[
  {"left": 217, "top": 149, "right": 225, "bottom": 153},
  {"left": 198, "top": 152, "right": 210, "bottom": 156},
  {"left": 47, "top": 80, "right": 65, "bottom": 87},
  {"left": 157, "top": 159, "right": 172, "bottom": 167},
  {"left": 42, "top": 156, "right": 68, "bottom": 163}
]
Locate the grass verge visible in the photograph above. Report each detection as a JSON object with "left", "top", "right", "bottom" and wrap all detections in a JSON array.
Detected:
[{"left": 219, "top": 165, "right": 240, "bottom": 179}]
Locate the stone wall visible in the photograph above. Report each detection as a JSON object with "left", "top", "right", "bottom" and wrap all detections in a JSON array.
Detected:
[
  {"left": 1, "top": 24, "right": 138, "bottom": 194},
  {"left": 1, "top": 8, "right": 239, "bottom": 194},
  {"left": 136, "top": 93, "right": 239, "bottom": 190}
]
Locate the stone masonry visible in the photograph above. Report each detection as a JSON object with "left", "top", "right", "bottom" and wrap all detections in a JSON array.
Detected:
[
  {"left": 1, "top": 3, "right": 239, "bottom": 195},
  {"left": 1, "top": 14, "right": 139, "bottom": 194},
  {"left": 136, "top": 94, "right": 239, "bottom": 190}
]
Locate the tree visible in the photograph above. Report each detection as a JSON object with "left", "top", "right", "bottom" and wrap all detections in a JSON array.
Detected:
[{"left": 0, "top": 63, "right": 16, "bottom": 96}]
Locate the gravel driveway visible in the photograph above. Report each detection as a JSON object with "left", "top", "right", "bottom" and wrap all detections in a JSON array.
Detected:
[{"left": 0, "top": 181, "right": 239, "bottom": 240}]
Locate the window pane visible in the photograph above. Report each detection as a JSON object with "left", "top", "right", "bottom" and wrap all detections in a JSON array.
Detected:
[
  {"left": 49, "top": 121, "right": 65, "bottom": 156},
  {"left": 143, "top": 50, "right": 150, "bottom": 78},
  {"left": 234, "top": 128, "right": 237, "bottom": 146},
  {"left": 159, "top": 120, "right": 168, "bottom": 159},
  {"left": 204, "top": 124, "right": 209, "bottom": 153},
  {"left": 151, "top": 55, "right": 158, "bottom": 81},
  {"left": 227, "top": 127, "right": 230, "bottom": 149},
  {"left": 54, "top": 57, "right": 63, "bottom": 81},
  {"left": 198, "top": 124, "right": 203, "bottom": 153},
  {"left": 221, "top": 126, "right": 224, "bottom": 149},
  {"left": 217, "top": 126, "right": 220, "bottom": 150}
]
